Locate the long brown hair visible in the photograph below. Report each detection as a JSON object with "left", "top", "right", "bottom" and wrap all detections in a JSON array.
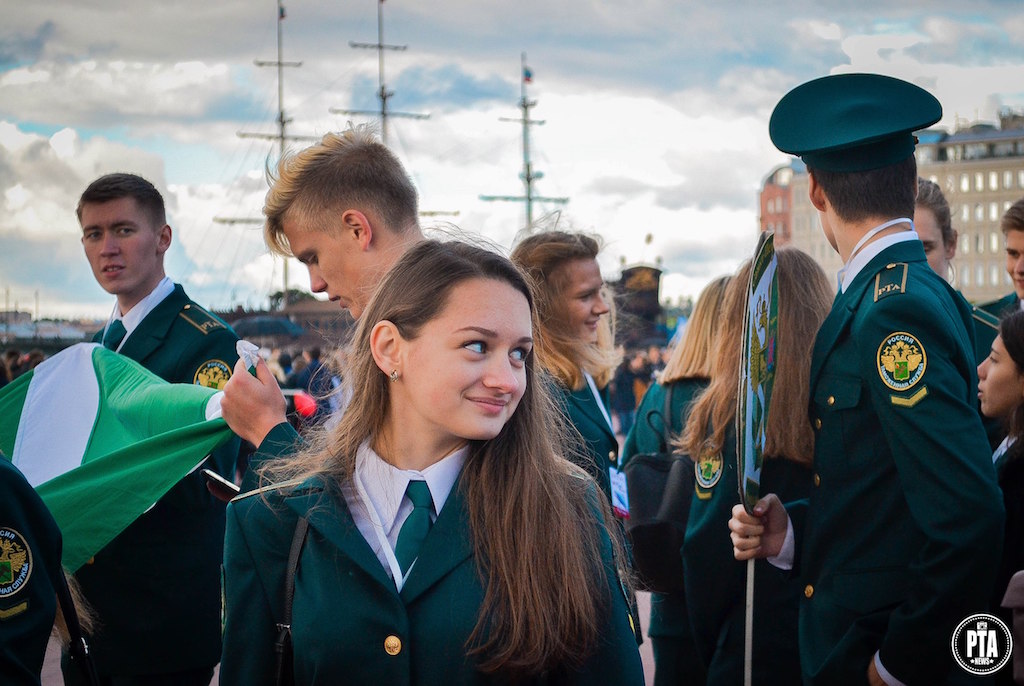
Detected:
[
  {"left": 510, "top": 231, "right": 622, "bottom": 391},
  {"left": 661, "top": 275, "right": 732, "bottom": 383},
  {"left": 679, "top": 248, "right": 832, "bottom": 466},
  {"left": 262, "top": 239, "right": 619, "bottom": 677}
]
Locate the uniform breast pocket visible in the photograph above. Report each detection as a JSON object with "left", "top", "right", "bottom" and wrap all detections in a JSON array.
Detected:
[{"left": 813, "top": 375, "right": 867, "bottom": 473}]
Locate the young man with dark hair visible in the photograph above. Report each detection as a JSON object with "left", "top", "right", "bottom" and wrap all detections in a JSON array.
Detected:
[
  {"left": 981, "top": 196, "right": 1024, "bottom": 317},
  {"left": 66, "top": 172, "right": 240, "bottom": 685},
  {"left": 729, "top": 74, "right": 1003, "bottom": 685}
]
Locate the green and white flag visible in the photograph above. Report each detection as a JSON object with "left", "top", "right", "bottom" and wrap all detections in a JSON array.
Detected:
[{"left": 0, "top": 343, "right": 234, "bottom": 571}]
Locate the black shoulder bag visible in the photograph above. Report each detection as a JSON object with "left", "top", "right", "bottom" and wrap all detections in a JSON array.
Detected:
[
  {"left": 276, "top": 516, "right": 309, "bottom": 686},
  {"left": 622, "top": 384, "right": 695, "bottom": 593}
]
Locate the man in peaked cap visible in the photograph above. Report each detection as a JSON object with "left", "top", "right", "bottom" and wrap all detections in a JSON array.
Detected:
[{"left": 729, "top": 74, "right": 1004, "bottom": 685}]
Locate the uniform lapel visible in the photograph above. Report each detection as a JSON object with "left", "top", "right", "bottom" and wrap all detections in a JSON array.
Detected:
[
  {"left": 285, "top": 484, "right": 395, "bottom": 590},
  {"left": 399, "top": 478, "right": 474, "bottom": 604},
  {"left": 119, "top": 284, "right": 187, "bottom": 363},
  {"left": 568, "top": 384, "right": 615, "bottom": 443}
]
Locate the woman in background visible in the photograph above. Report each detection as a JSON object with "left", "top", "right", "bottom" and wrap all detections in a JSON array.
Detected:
[
  {"left": 220, "top": 240, "right": 643, "bottom": 685},
  {"left": 620, "top": 275, "right": 731, "bottom": 685},
  {"left": 678, "top": 249, "right": 832, "bottom": 685}
]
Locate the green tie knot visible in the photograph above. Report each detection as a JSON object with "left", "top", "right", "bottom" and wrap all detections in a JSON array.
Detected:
[{"left": 103, "top": 319, "right": 127, "bottom": 350}]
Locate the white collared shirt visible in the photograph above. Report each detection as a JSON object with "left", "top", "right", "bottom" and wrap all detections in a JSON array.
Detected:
[
  {"left": 840, "top": 231, "right": 919, "bottom": 293},
  {"left": 342, "top": 441, "right": 467, "bottom": 591},
  {"left": 104, "top": 276, "right": 175, "bottom": 351}
]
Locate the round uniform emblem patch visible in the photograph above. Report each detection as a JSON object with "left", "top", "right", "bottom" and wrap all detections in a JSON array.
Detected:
[
  {"left": 877, "top": 331, "right": 926, "bottom": 391},
  {"left": 695, "top": 451, "right": 723, "bottom": 489},
  {"left": 194, "top": 359, "right": 232, "bottom": 390},
  {"left": 0, "top": 527, "right": 32, "bottom": 598}
]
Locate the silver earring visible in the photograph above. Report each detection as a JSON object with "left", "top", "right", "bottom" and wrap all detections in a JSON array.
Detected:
[{"left": 389, "top": 369, "right": 399, "bottom": 382}]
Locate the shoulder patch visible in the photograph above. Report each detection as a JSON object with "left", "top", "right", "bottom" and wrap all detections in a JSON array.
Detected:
[
  {"left": 0, "top": 527, "right": 32, "bottom": 599},
  {"left": 877, "top": 331, "right": 927, "bottom": 391},
  {"left": 873, "top": 262, "right": 908, "bottom": 302},
  {"left": 178, "top": 303, "right": 227, "bottom": 335},
  {"left": 194, "top": 359, "right": 232, "bottom": 389}
]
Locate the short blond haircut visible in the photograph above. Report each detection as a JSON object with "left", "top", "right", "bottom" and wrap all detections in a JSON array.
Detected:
[{"left": 263, "top": 124, "right": 419, "bottom": 256}]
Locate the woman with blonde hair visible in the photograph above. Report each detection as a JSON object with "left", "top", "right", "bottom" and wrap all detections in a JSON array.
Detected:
[
  {"left": 510, "top": 231, "right": 622, "bottom": 503},
  {"left": 678, "top": 248, "right": 832, "bottom": 685},
  {"left": 620, "top": 274, "right": 732, "bottom": 685},
  {"left": 220, "top": 240, "right": 643, "bottom": 685}
]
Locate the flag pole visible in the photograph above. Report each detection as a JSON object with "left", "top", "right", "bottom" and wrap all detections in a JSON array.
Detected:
[{"left": 745, "top": 557, "right": 754, "bottom": 686}]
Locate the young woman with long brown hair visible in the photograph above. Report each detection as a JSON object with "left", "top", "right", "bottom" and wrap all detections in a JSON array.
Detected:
[{"left": 219, "top": 240, "right": 643, "bottom": 685}]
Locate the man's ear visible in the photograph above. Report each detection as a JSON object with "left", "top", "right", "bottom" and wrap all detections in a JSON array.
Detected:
[
  {"left": 370, "top": 319, "right": 403, "bottom": 377},
  {"left": 156, "top": 224, "right": 172, "bottom": 255},
  {"left": 808, "top": 172, "right": 828, "bottom": 212},
  {"left": 341, "top": 209, "right": 374, "bottom": 251}
]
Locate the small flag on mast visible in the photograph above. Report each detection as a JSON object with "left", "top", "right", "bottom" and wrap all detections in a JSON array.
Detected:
[
  {"left": 523, "top": 66, "right": 533, "bottom": 83},
  {"left": 279, "top": 4, "right": 286, "bottom": 19}
]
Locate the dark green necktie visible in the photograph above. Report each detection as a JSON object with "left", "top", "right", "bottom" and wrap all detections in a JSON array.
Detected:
[
  {"left": 395, "top": 480, "right": 433, "bottom": 575},
  {"left": 103, "top": 319, "right": 127, "bottom": 350}
]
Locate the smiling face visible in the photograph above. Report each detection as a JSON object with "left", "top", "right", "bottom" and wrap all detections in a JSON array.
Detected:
[
  {"left": 554, "top": 258, "right": 609, "bottom": 344},
  {"left": 978, "top": 334, "right": 1024, "bottom": 422},
  {"left": 1005, "top": 229, "right": 1024, "bottom": 300},
  {"left": 79, "top": 196, "right": 170, "bottom": 313},
  {"left": 385, "top": 277, "right": 533, "bottom": 458}
]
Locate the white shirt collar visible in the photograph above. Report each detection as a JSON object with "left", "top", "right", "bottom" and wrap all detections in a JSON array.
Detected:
[
  {"left": 840, "top": 230, "right": 919, "bottom": 293},
  {"left": 354, "top": 440, "right": 468, "bottom": 537},
  {"left": 106, "top": 276, "right": 175, "bottom": 346}
]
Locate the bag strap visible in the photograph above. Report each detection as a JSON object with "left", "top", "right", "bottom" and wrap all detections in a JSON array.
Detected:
[
  {"left": 55, "top": 570, "right": 100, "bottom": 686},
  {"left": 275, "top": 516, "right": 309, "bottom": 686},
  {"left": 660, "top": 383, "right": 675, "bottom": 452}
]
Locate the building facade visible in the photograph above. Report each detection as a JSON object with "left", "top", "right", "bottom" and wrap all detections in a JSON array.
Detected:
[{"left": 761, "top": 110, "right": 1024, "bottom": 303}]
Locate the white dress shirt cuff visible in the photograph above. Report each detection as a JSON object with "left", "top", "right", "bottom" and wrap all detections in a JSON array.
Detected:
[
  {"left": 874, "top": 651, "right": 907, "bottom": 686},
  {"left": 767, "top": 516, "right": 795, "bottom": 570}
]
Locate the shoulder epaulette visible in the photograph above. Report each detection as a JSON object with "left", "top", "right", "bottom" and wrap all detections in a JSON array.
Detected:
[
  {"left": 230, "top": 478, "right": 309, "bottom": 502},
  {"left": 872, "top": 262, "right": 908, "bottom": 302},
  {"left": 971, "top": 306, "right": 1000, "bottom": 331},
  {"left": 178, "top": 302, "right": 227, "bottom": 335}
]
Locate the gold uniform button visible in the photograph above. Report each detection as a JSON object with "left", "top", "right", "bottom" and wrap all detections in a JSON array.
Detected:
[
  {"left": 608, "top": 450, "right": 616, "bottom": 460},
  {"left": 804, "top": 585, "right": 814, "bottom": 598},
  {"left": 814, "top": 474, "right": 821, "bottom": 487},
  {"left": 384, "top": 635, "right": 402, "bottom": 656},
  {"left": 814, "top": 418, "right": 822, "bottom": 430},
  {"left": 827, "top": 395, "right": 835, "bottom": 406}
]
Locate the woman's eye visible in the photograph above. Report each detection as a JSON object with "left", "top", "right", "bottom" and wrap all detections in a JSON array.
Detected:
[
  {"left": 465, "top": 341, "right": 485, "bottom": 354},
  {"left": 510, "top": 347, "right": 530, "bottom": 362}
]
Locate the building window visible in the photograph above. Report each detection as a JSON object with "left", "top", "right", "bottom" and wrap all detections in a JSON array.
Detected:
[
  {"left": 992, "top": 232, "right": 1001, "bottom": 253},
  {"left": 976, "top": 203, "right": 985, "bottom": 222},
  {"left": 977, "top": 233, "right": 985, "bottom": 254},
  {"left": 991, "top": 202, "right": 1000, "bottom": 221},
  {"left": 961, "top": 174, "right": 971, "bottom": 193},
  {"left": 961, "top": 233, "right": 970, "bottom": 255},
  {"left": 1006, "top": 170, "right": 1015, "bottom": 189},
  {"left": 992, "top": 264, "right": 1001, "bottom": 286},
  {"left": 963, "top": 267, "right": 971, "bottom": 286},
  {"left": 977, "top": 265, "right": 985, "bottom": 285},
  {"left": 1019, "top": 170, "right": 1024, "bottom": 188},
  {"left": 961, "top": 204, "right": 970, "bottom": 223},
  {"left": 990, "top": 172, "right": 1000, "bottom": 190},
  {"left": 976, "top": 172, "right": 985, "bottom": 191}
]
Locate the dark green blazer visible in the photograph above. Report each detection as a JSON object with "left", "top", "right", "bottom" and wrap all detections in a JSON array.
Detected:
[
  {"left": 553, "top": 380, "right": 617, "bottom": 503},
  {"left": 797, "top": 241, "right": 1004, "bottom": 685},
  {"left": 960, "top": 291, "right": 1004, "bottom": 449},
  {"left": 220, "top": 475, "right": 645, "bottom": 685},
  {"left": 73, "top": 284, "right": 240, "bottom": 676},
  {"left": 682, "top": 427, "right": 810, "bottom": 686},
  {"left": 0, "top": 458, "right": 62, "bottom": 686}
]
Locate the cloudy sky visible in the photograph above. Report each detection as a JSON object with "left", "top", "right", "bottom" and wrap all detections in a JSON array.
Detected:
[{"left": 3, "top": 1, "right": 1024, "bottom": 320}]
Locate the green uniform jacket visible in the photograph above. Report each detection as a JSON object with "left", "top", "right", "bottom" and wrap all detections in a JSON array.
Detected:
[
  {"left": 682, "top": 426, "right": 810, "bottom": 686},
  {"left": 797, "top": 242, "right": 1004, "bottom": 685},
  {"left": 553, "top": 380, "right": 617, "bottom": 503},
  {"left": 220, "top": 476, "right": 645, "bottom": 685},
  {"left": 0, "top": 458, "right": 62, "bottom": 686},
  {"left": 962, "top": 291, "right": 1004, "bottom": 449},
  {"left": 621, "top": 378, "right": 706, "bottom": 673},
  {"left": 74, "top": 284, "right": 240, "bottom": 675}
]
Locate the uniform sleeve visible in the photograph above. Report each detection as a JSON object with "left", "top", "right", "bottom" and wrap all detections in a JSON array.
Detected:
[
  {"left": 240, "top": 422, "right": 303, "bottom": 492},
  {"left": 620, "top": 383, "right": 665, "bottom": 466},
  {"left": 184, "top": 326, "right": 242, "bottom": 479},
  {"left": 220, "top": 499, "right": 280, "bottom": 686},
  {"left": 859, "top": 292, "right": 1004, "bottom": 682},
  {"left": 562, "top": 486, "right": 645, "bottom": 685}
]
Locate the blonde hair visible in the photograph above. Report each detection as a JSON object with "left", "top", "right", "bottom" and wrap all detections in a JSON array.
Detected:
[
  {"left": 262, "top": 240, "right": 622, "bottom": 677},
  {"left": 510, "top": 231, "right": 622, "bottom": 390},
  {"left": 263, "top": 124, "right": 419, "bottom": 256},
  {"left": 661, "top": 275, "right": 732, "bottom": 383},
  {"left": 679, "top": 248, "right": 832, "bottom": 466}
]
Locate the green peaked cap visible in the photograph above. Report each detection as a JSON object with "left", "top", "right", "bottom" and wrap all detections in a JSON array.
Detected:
[{"left": 769, "top": 73, "right": 942, "bottom": 173}]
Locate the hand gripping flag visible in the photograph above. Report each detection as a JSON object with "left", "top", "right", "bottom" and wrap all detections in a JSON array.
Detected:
[{"left": 0, "top": 343, "right": 234, "bottom": 571}]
